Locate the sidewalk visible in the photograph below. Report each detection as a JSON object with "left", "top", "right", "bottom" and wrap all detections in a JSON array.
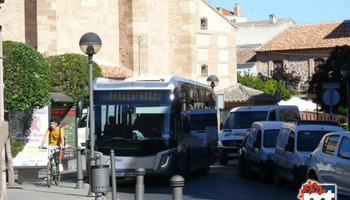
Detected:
[{"left": 6, "top": 169, "right": 99, "bottom": 200}]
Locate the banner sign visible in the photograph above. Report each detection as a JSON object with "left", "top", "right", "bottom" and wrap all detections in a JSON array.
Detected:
[{"left": 9, "top": 106, "right": 49, "bottom": 167}]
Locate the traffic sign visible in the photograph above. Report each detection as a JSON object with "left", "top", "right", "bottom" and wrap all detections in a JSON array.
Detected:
[{"left": 322, "top": 89, "right": 340, "bottom": 106}]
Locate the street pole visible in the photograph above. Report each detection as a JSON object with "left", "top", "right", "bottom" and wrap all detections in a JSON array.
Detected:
[
  {"left": 346, "top": 79, "right": 350, "bottom": 130},
  {"left": 88, "top": 54, "right": 95, "bottom": 159}
]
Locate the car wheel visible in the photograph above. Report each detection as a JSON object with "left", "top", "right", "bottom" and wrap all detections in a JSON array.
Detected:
[
  {"left": 307, "top": 170, "right": 318, "bottom": 182},
  {"left": 293, "top": 169, "right": 305, "bottom": 188},
  {"left": 184, "top": 150, "right": 191, "bottom": 179},
  {"left": 260, "top": 163, "right": 270, "bottom": 182},
  {"left": 218, "top": 154, "right": 228, "bottom": 165},
  {"left": 274, "top": 165, "right": 283, "bottom": 186},
  {"left": 245, "top": 161, "right": 253, "bottom": 179},
  {"left": 238, "top": 159, "right": 246, "bottom": 177}
]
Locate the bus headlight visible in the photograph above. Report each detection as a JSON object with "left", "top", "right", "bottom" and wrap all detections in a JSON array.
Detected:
[{"left": 159, "top": 154, "right": 171, "bottom": 168}]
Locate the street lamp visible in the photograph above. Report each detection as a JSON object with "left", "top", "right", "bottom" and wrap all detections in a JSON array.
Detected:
[
  {"left": 79, "top": 32, "right": 102, "bottom": 159},
  {"left": 341, "top": 63, "right": 350, "bottom": 131},
  {"left": 206, "top": 75, "right": 221, "bottom": 132},
  {"left": 207, "top": 75, "right": 219, "bottom": 90}
]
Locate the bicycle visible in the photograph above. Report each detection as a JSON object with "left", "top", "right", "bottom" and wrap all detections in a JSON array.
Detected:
[{"left": 43, "top": 146, "right": 62, "bottom": 187}]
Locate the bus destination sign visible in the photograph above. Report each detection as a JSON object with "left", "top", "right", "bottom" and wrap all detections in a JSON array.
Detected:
[{"left": 96, "top": 90, "right": 171, "bottom": 104}]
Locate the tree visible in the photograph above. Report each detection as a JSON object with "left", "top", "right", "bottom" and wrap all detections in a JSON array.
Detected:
[
  {"left": 258, "top": 66, "right": 302, "bottom": 89},
  {"left": 238, "top": 72, "right": 291, "bottom": 101},
  {"left": 308, "top": 45, "right": 350, "bottom": 114},
  {"left": 47, "top": 53, "right": 102, "bottom": 101},
  {"left": 263, "top": 79, "right": 291, "bottom": 101},
  {"left": 3, "top": 40, "right": 52, "bottom": 185},
  {"left": 3, "top": 41, "right": 52, "bottom": 110},
  {"left": 237, "top": 72, "right": 265, "bottom": 91}
]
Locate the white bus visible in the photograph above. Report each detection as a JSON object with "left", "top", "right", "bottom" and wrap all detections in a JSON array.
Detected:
[{"left": 78, "top": 76, "right": 218, "bottom": 178}]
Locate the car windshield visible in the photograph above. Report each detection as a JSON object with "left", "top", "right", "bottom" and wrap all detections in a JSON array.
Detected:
[
  {"left": 223, "top": 111, "right": 267, "bottom": 129},
  {"left": 263, "top": 129, "right": 280, "bottom": 147},
  {"left": 297, "top": 131, "right": 330, "bottom": 151}
]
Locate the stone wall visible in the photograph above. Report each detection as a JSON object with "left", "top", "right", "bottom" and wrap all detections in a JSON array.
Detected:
[
  {"left": 1, "top": 0, "right": 237, "bottom": 90},
  {"left": 257, "top": 49, "right": 332, "bottom": 87},
  {"left": 1, "top": 1, "right": 26, "bottom": 43}
]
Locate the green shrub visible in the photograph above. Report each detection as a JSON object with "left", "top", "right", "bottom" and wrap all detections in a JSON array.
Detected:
[
  {"left": 3, "top": 41, "right": 52, "bottom": 110},
  {"left": 47, "top": 53, "right": 102, "bottom": 101}
]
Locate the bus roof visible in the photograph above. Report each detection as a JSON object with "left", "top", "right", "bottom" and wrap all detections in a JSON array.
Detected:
[{"left": 93, "top": 76, "right": 212, "bottom": 91}]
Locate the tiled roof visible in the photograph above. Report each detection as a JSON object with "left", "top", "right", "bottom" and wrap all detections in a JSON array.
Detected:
[
  {"left": 257, "top": 21, "right": 350, "bottom": 52},
  {"left": 221, "top": 8, "right": 234, "bottom": 16},
  {"left": 51, "top": 92, "right": 73, "bottom": 103},
  {"left": 217, "top": 83, "right": 274, "bottom": 103},
  {"left": 100, "top": 65, "right": 132, "bottom": 80},
  {"left": 237, "top": 49, "right": 257, "bottom": 64}
]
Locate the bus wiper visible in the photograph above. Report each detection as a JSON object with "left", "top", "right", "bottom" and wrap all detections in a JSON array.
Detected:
[
  {"left": 100, "top": 137, "right": 126, "bottom": 147},
  {"left": 110, "top": 137, "right": 126, "bottom": 141}
]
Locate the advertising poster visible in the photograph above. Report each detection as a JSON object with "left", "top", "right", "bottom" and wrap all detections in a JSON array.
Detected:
[{"left": 9, "top": 106, "right": 49, "bottom": 167}]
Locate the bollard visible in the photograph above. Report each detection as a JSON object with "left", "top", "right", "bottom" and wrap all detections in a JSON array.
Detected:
[
  {"left": 135, "top": 168, "right": 145, "bottom": 200},
  {"left": 170, "top": 175, "right": 185, "bottom": 200},
  {"left": 110, "top": 150, "right": 117, "bottom": 200},
  {"left": 76, "top": 147, "right": 84, "bottom": 189},
  {"left": 96, "top": 154, "right": 101, "bottom": 166}
]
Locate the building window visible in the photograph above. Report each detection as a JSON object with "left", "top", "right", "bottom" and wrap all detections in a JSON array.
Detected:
[
  {"left": 273, "top": 60, "right": 283, "bottom": 70},
  {"left": 201, "top": 64, "right": 208, "bottom": 76},
  {"left": 314, "top": 58, "right": 325, "bottom": 72},
  {"left": 200, "top": 17, "right": 208, "bottom": 30}
]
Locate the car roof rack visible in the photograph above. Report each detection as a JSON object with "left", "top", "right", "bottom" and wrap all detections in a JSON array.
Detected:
[{"left": 294, "top": 120, "right": 340, "bottom": 126}]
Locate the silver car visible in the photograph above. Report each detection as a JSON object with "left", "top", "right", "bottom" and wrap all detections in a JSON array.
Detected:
[{"left": 307, "top": 131, "right": 350, "bottom": 196}]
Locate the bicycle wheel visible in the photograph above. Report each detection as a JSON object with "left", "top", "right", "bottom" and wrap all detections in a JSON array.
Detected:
[
  {"left": 46, "top": 162, "right": 53, "bottom": 187},
  {"left": 54, "top": 163, "right": 60, "bottom": 185}
]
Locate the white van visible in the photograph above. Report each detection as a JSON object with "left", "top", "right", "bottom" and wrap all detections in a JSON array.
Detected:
[
  {"left": 218, "top": 105, "right": 300, "bottom": 165},
  {"left": 239, "top": 121, "right": 284, "bottom": 181},
  {"left": 274, "top": 120, "right": 343, "bottom": 187}
]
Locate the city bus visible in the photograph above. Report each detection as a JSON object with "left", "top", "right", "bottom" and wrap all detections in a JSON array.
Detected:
[{"left": 78, "top": 76, "right": 218, "bottom": 178}]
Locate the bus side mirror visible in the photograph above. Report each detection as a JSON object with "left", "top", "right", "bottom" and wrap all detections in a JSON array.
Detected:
[
  {"left": 76, "top": 95, "right": 87, "bottom": 118},
  {"left": 220, "top": 122, "right": 223, "bottom": 130}
]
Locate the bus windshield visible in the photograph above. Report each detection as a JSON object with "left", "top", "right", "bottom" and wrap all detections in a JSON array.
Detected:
[{"left": 93, "top": 90, "right": 173, "bottom": 156}]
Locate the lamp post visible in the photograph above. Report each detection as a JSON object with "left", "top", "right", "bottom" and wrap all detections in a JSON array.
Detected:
[
  {"left": 79, "top": 32, "right": 102, "bottom": 159},
  {"left": 207, "top": 75, "right": 220, "bottom": 132},
  {"left": 341, "top": 63, "right": 350, "bottom": 131},
  {"left": 206, "top": 75, "right": 219, "bottom": 90}
]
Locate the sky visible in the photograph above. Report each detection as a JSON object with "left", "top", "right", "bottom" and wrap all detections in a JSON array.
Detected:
[{"left": 208, "top": 0, "right": 350, "bottom": 24}]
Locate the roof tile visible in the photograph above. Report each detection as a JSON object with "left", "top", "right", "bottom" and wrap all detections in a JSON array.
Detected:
[
  {"left": 257, "top": 21, "right": 350, "bottom": 52},
  {"left": 100, "top": 65, "right": 132, "bottom": 80}
]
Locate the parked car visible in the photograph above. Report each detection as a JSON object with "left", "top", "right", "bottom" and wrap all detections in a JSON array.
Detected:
[
  {"left": 218, "top": 105, "right": 300, "bottom": 165},
  {"left": 274, "top": 120, "right": 343, "bottom": 187},
  {"left": 238, "top": 121, "right": 284, "bottom": 181},
  {"left": 307, "top": 131, "right": 350, "bottom": 196}
]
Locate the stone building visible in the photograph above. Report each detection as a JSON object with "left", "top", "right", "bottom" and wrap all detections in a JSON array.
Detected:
[
  {"left": 0, "top": 0, "right": 237, "bottom": 90},
  {"left": 217, "top": 4, "right": 295, "bottom": 76},
  {"left": 256, "top": 21, "right": 350, "bottom": 88}
]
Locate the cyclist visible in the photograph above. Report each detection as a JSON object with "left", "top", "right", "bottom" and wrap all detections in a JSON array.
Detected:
[{"left": 39, "top": 118, "right": 65, "bottom": 172}]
